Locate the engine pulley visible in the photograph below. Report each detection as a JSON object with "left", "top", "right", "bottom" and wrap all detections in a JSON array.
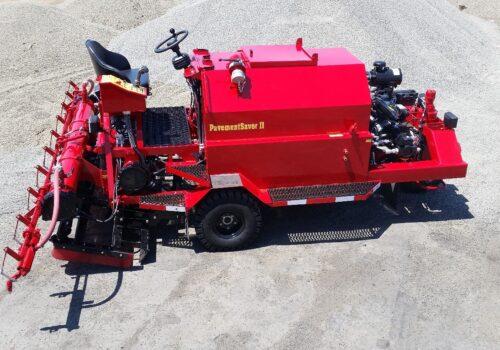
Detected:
[{"left": 118, "top": 162, "right": 150, "bottom": 195}]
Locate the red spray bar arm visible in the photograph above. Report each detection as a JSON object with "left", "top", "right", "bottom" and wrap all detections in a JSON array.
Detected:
[
  {"left": 2, "top": 166, "right": 61, "bottom": 292},
  {"left": 1, "top": 166, "right": 56, "bottom": 292},
  {"left": 0, "top": 81, "right": 90, "bottom": 292}
]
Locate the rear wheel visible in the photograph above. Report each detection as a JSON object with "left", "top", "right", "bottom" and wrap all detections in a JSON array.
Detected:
[{"left": 193, "top": 190, "right": 262, "bottom": 251}]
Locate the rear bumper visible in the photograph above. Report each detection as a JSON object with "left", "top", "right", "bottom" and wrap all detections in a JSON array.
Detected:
[{"left": 368, "top": 126, "right": 467, "bottom": 183}]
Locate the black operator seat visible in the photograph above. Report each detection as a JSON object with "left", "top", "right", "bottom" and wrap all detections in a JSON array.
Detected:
[{"left": 85, "top": 39, "right": 149, "bottom": 88}]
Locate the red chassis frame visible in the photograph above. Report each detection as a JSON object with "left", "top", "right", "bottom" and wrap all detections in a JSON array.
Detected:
[{"left": 2, "top": 39, "right": 467, "bottom": 291}]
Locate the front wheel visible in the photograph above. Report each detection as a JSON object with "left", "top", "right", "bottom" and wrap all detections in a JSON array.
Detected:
[{"left": 193, "top": 190, "right": 262, "bottom": 251}]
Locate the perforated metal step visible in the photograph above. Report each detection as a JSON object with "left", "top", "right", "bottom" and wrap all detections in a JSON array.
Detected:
[
  {"left": 140, "top": 193, "right": 185, "bottom": 206},
  {"left": 171, "top": 164, "right": 209, "bottom": 181},
  {"left": 268, "top": 182, "right": 376, "bottom": 202},
  {"left": 142, "top": 107, "right": 191, "bottom": 146}
]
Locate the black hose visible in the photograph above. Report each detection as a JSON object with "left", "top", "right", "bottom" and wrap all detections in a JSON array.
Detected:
[
  {"left": 123, "top": 113, "right": 146, "bottom": 165},
  {"left": 187, "top": 79, "right": 203, "bottom": 144}
]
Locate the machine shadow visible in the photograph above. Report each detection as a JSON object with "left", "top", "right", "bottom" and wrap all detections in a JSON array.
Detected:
[
  {"left": 39, "top": 185, "right": 470, "bottom": 332},
  {"left": 256, "top": 184, "right": 472, "bottom": 247},
  {"left": 157, "top": 184, "right": 472, "bottom": 250},
  {"left": 40, "top": 263, "right": 143, "bottom": 332}
]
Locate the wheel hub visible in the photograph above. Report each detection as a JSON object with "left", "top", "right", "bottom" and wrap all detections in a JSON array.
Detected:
[{"left": 215, "top": 212, "right": 242, "bottom": 236}]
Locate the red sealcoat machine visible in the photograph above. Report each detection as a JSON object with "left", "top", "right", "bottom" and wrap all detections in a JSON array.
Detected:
[{"left": 2, "top": 29, "right": 466, "bottom": 291}]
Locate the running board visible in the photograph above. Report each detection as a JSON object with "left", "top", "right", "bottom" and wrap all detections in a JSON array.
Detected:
[{"left": 266, "top": 181, "right": 381, "bottom": 207}]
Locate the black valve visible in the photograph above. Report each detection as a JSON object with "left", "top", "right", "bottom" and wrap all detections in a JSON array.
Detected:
[
  {"left": 368, "top": 61, "right": 403, "bottom": 88},
  {"left": 373, "top": 60, "right": 387, "bottom": 72}
]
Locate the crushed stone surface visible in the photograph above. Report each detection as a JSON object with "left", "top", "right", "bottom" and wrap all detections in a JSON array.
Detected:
[{"left": 0, "top": 1, "right": 499, "bottom": 349}]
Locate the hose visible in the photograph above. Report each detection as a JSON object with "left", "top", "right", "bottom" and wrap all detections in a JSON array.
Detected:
[
  {"left": 418, "top": 97, "right": 427, "bottom": 131},
  {"left": 123, "top": 113, "right": 146, "bottom": 164},
  {"left": 35, "top": 164, "right": 61, "bottom": 250},
  {"left": 95, "top": 159, "right": 120, "bottom": 223}
]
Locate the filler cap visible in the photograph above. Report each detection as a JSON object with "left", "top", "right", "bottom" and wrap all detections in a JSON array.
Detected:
[{"left": 373, "top": 60, "right": 387, "bottom": 72}]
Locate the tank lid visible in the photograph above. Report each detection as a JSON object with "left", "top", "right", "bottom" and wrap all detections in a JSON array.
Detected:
[{"left": 241, "top": 38, "right": 318, "bottom": 68}]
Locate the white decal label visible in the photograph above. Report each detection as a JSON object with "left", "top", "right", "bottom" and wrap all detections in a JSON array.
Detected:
[
  {"left": 210, "top": 174, "right": 243, "bottom": 188},
  {"left": 166, "top": 206, "right": 186, "bottom": 212},
  {"left": 287, "top": 199, "right": 307, "bottom": 206},
  {"left": 336, "top": 196, "right": 355, "bottom": 202}
]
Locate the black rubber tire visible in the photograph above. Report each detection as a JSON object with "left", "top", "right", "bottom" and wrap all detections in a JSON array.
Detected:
[{"left": 193, "top": 190, "right": 262, "bottom": 251}]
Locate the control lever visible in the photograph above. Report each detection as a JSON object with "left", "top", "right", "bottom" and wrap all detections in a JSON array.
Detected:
[{"left": 135, "top": 66, "right": 149, "bottom": 87}]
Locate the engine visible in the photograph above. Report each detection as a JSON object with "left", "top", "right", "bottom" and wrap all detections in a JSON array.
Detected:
[
  {"left": 367, "top": 61, "right": 425, "bottom": 164},
  {"left": 111, "top": 112, "right": 197, "bottom": 196}
]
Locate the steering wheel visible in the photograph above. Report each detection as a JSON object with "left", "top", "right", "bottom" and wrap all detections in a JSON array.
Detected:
[{"left": 154, "top": 28, "right": 189, "bottom": 54}]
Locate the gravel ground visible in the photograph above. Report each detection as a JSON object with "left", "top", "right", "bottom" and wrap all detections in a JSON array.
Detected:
[
  {"left": 0, "top": 0, "right": 499, "bottom": 349},
  {"left": 448, "top": 0, "right": 500, "bottom": 23}
]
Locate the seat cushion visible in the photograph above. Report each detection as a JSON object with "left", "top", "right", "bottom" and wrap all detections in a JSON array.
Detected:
[{"left": 86, "top": 39, "right": 131, "bottom": 76}]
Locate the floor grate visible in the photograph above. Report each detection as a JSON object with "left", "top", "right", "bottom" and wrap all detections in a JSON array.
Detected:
[{"left": 142, "top": 107, "right": 191, "bottom": 146}]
